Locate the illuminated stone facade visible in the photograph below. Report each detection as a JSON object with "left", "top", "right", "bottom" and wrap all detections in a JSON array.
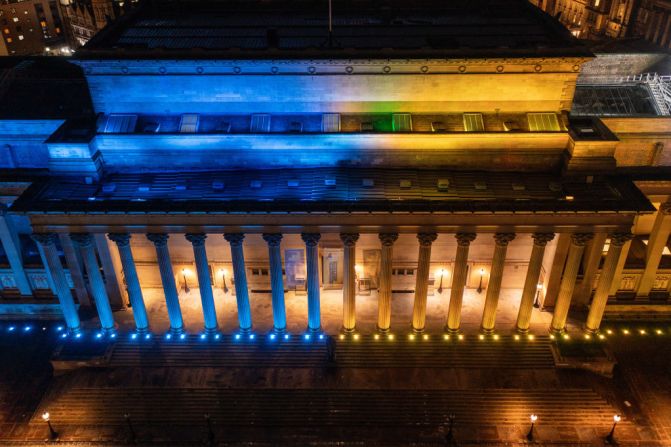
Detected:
[{"left": 0, "top": 0, "right": 670, "bottom": 336}]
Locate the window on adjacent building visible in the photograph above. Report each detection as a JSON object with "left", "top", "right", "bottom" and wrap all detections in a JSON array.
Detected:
[
  {"left": 527, "top": 113, "right": 561, "bottom": 131},
  {"left": 321, "top": 113, "right": 340, "bottom": 132},
  {"left": 179, "top": 114, "right": 199, "bottom": 133},
  {"left": 250, "top": 114, "right": 271, "bottom": 133},
  {"left": 463, "top": 113, "right": 485, "bottom": 131},
  {"left": 392, "top": 113, "right": 412, "bottom": 131},
  {"left": 104, "top": 114, "right": 137, "bottom": 133}
]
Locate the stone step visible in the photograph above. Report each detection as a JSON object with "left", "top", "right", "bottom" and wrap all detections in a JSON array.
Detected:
[
  {"left": 107, "top": 335, "right": 555, "bottom": 368},
  {"left": 35, "top": 388, "right": 621, "bottom": 427}
]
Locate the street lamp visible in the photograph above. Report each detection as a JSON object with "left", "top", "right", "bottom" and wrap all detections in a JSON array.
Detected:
[
  {"left": 181, "top": 268, "right": 190, "bottom": 294},
  {"left": 436, "top": 268, "right": 445, "bottom": 294},
  {"left": 605, "top": 414, "right": 621, "bottom": 444},
  {"left": 219, "top": 268, "right": 229, "bottom": 294},
  {"left": 526, "top": 414, "right": 537, "bottom": 441},
  {"left": 477, "top": 268, "right": 485, "bottom": 294},
  {"left": 533, "top": 283, "right": 543, "bottom": 309},
  {"left": 42, "top": 412, "right": 58, "bottom": 441},
  {"left": 124, "top": 413, "right": 136, "bottom": 444}
]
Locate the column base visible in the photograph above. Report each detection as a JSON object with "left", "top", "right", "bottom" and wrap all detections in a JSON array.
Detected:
[
  {"left": 480, "top": 326, "right": 495, "bottom": 335},
  {"left": 411, "top": 325, "right": 425, "bottom": 334},
  {"left": 135, "top": 326, "right": 150, "bottom": 335},
  {"left": 515, "top": 326, "right": 529, "bottom": 335},
  {"left": 376, "top": 325, "right": 390, "bottom": 334},
  {"left": 548, "top": 326, "right": 565, "bottom": 337},
  {"left": 101, "top": 326, "right": 117, "bottom": 336},
  {"left": 238, "top": 326, "right": 252, "bottom": 334},
  {"left": 340, "top": 326, "right": 356, "bottom": 334},
  {"left": 306, "top": 325, "right": 321, "bottom": 333},
  {"left": 203, "top": 326, "right": 220, "bottom": 334},
  {"left": 67, "top": 325, "right": 82, "bottom": 335},
  {"left": 444, "top": 326, "right": 461, "bottom": 335},
  {"left": 583, "top": 325, "right": 599, "bottom": 335},
  {"left": 169, "top": 326, "right": 184, "bottom": 335}
]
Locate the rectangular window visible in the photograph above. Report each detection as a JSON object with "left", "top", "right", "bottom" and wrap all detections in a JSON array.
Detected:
[
  {"left": 392, "top": 113, "right": 412, "bottom": 131},
  {"left": 179, "top": 114, "right": 199, "bottom": 133},
  {"left": 321, "top": 113, "right": 340, "bottom": 132},
  {"left": 527, "top": 113, "right": 561, "bottom": 131},
  {"left": 463, "top": 113, "right": 485, "bottom": 131},
  {"left": 250, "top": 114, "right": 271, "bottom": 133},
  {"left": 104, "top": 114, "right": 137, "bottom": 133}
]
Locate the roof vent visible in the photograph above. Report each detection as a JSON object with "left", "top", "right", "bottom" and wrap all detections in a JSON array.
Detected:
[
  {"left": 138, "top": 183, "right": 150, "bottom": 192},
  {"left": 548, "top": 182, "right": 562, "bottom": 192},
  {"left": 474, "top": 181, "right": 487, "bottom": 190},
  {"left": 400, "top": 179, "right": 412, "bottom": 189},
  {"left": 250, "top": 180, "right": 262, "bottom": 188},
  {"left": 175, "top": 182, "right": 187, "bottom": 191},
  {"left": 324, "top": 177, "right": 336, "bottom": 186},
  {"left": 512, "top": 183, "right": 525, "bottom": 191},
  {"left": 102, "top": 183, "right": 116, "bottom": 193},
  {"left": 212, "top": 181, "right": 225, "bottom": 190},
  {"left": 287, "top": 179, "right": 299, "bottom": 187},
  {"left": 437, "top": 179, "right": 450, "bottom": 190},
  {"left": 362, "top": 178, "right": 374, "bottom": 187}
]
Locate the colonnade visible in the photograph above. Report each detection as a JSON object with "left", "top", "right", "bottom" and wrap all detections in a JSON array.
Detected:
[{"left": 27, "top": 229, "right": 635, "bottom": 337}]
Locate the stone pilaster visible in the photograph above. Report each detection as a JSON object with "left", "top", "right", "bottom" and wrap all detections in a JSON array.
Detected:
[
  {"left": 480, "top": 233, "right": 516, "bottom": 333},
  {"left": 147, "top": 233, "right": 183, "bottom": 334},
  {"left": 340, "top": 233, "right": 360, "bottom": 332},
  {"left": 550, "top": 232, "right": 594, "bottom": 334},
  {"left": 637, "top": 202, "right": 671, "bottom": 298},
  {"left": 377, "top": 233, "right": 398, "bottom": 333},
  {"left": 301, "top": 233, "right": 322, "bottom": 331},
  {"left": 108, "top": 233, "right": 149, "bottom": 332},
  {"left": 224, "top": 233, "right": 252, "bottom": 332},
  {"left": 31, "top": 234, "right": 80, "bottom": 333},
  {"left": 185, "top": 233, "right": 219, "bottom": 333},
  {"left": 516, "top": 233, "right": 554, "bottom": 333},
  {"left": 263, "top": 233, "right": 287, "bottom": 332},
  {"left": 71, "top": 233, "right": 115, "bottom": 332},
  {"left": 446, "top": 233, "right": 477, "bottom": 333},
  {"left": 585, "top": 233, "right": 633, "bottom": 333},
  {"left": 411, "top": 232, "right": 437, "bottom": 333}
]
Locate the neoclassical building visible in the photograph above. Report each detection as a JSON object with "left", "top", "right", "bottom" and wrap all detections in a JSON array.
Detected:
[{"left": 0, "top": 0, "right": 670, "bottom": 337}]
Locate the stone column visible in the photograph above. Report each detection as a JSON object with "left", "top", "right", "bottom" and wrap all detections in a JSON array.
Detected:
[
  {"left": 446, "top": 233, "right": 477, "bottom": 333},
  {"left": 480, "top": 233, "right": 516, "bottom": 333},
  {"left": 301, "top": 233, "right": 322, "bottom": 332},
  {"left": 224, "top": 233, "right": 252, "bottom": 332},
  {"left": 637, "top": 202, "right": 671, "bottom": 298},
  {"left": 108, "top": 233, "right": 149, "bottom": 333},
  {"left": 263, "top": 233, "right": 287, "bottom": 332},
  {"left": 411, "top": 232, "right": 437, "bottom": 333},
  {"left": 0, "top": 207, "right": 32, "bottom": 296},
  {"left": 549, "top": 233, "right": 593, "bottom": 334},
  {"left": 185, "top": 233, "right": 219, "bottom": 333},
  {"left": 585, "top": 233, "right": 633, "bottom": 333},
  {"left": 340, "top": 233, "right": 360, "bottom": 332},
  {"left": 31, "top": 234, "right": 80, "bottom": 333},
  {"left": 70, "top": 233, "right": 115, "bottom": 333},
  {"left": 377, "top": 233, "right": 398, "bottom": 333},
  {"left": 516, "top": 233, "right": 555, "bottom": 333},
  {"left": 146, "top": 233, "right": 183, "bottom": 334}
]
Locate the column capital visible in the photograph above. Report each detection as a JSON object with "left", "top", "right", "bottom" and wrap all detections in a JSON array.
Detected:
[
  {"left": 262, "top": 233, "right": 283, "bottom": 247},
  {"left": 185, "top": 233, "right": 207, "bottom": 246},
  {"left": 147, "top": 233, "right": 169, "bottom": 246},
  {"left": 659, "top": 201, "right": 671, "bottom": 215},
  {"left": 609, "top": 232, "right": 633, "bottom": 246},
  {"left": 379, "top": 233, "right": 399, "bottom": 246},
  {"left": 455, "top": 232, "right": 477, "bottom": 246},
  {"left": 340, "top": 233, "right": 360, "bottom": 246},
  {"left": 301, "top": 232, "right": 321, "bottom": 246},
  {"left": 494, "top": 232, "right": 516, "bottom": 246},
  {"left": 532, "top": 232, "right": 555, "bottom": 246},
  {"left": 571, "top": 232, "right": 594, "bottom": 246},
  {"left": 417, "top": 232, "right": 437, "bottom": 247},
  {"left": 31, "top": 233, "right": 58, "bottom": 246},
  {"left": 224, "top": 233, "right": 245, "bottom": 246},
  {"left": 70, "top": 233, "right": 94, "bottom": 247},
  {"left": 108, "top": 233, "right": 131, "bottom": 247}
]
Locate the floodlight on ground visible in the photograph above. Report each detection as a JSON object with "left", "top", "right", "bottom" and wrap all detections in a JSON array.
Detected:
[
  {"left": 458, "top": 334, "right": 464, "bottom": 340},
  {"left": 353, "top": 334, "right": 359, "bottom": 341},
  {"left": 284, "top": 334, "right": 290, "bottom": 340},
  {"left": 319, "top": 334, "right": 324, "bottom": 340},
  {"left": 304, "top": 333, "right": 311, "bottom": 341},
  {"left": 23, "top": 325, "right": 32, "bottom": 332},
  {"left": 249, "top": 334, "right": 255, "bottom": 340}
]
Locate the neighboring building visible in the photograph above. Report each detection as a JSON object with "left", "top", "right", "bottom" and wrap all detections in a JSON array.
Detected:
[
  {"left": 0, "top": 0, "right": 69, "bottom": 55},
  {"left": 0, "top": 0, "right": 669, "bottom": 337},
  {"left": 530, "top": 0, "right": 671, "bottom": 49},
  {"left": 57, "top": 0, "right": 135, "bottom": 49}
]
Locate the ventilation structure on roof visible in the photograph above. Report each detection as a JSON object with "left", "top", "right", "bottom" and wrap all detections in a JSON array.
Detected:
[
  {"left": 437, "top": 179, "right": 450, "bottom": 190},
  {"left": 392, "top": 113, "right": 412, "bottom": 132},
  {"left": 250, "top": 114, "right": 271, "bottom": 133},
  {"left": 324, "top": 177, "right": 336, "bottom": 186},
  {"left": 322, "top": 113, "right": 341, "bottom": 132},
  {"left": 463, "top": 113, "right": 485, "bottom": 132},
  {"left": 179, "top": 114, "right": 199, "bottom": 133},
  {"left": 528, "top": 113, "right": 561, "bottom": 131},
  {"left": 362, "top": 178, "right": 374, "bottom": 187},
  {"left": 104, "top": 114, "right": 137, "bottom": 133},
  {"left": 399, "top": 179, "right": 412, "bottom": 189}
]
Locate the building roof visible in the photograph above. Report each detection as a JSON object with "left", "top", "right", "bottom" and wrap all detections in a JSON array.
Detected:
[
  {"left": 78, "top": 0, "right": 591, "bottom": 59},
  {"left": 12, "top": 168, "right": 654, "bottom": 215}
]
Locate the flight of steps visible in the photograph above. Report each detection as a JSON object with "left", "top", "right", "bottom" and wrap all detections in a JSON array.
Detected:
[
  {"left": 35, "top": 387, "right": 622, "bottom": 428},
  {"left": 106, "top": 335, "right": 555, "bottom": 369}
]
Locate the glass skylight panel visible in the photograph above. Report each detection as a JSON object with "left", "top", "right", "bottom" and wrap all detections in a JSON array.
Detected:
[
  {"left": 527, "top": 113, "right": 561, "bottom": 131},
  {"left": 179, "top": 114, "right": 199, "bottom": 133},
  {"left": 322, "top": 113, "right": 341, "bottom": 132},
  {"left": 392, "top": 113, "right": 412, "bottom": 132},
  {"left": 463, "top": 113, "right": 485, "bottom": 132},
  {"left": 104, "top": 114, "right": 137, "bottom": 133},
  {"left": 250, "top": 114, "right": 271, "bottom": 133}
]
